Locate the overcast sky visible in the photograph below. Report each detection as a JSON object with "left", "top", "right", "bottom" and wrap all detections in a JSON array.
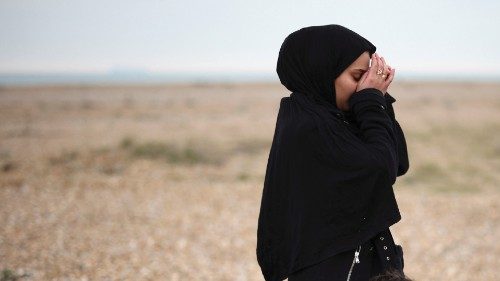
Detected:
[{"left": 1, "top": 0, "right": 499, "bottom": 79}]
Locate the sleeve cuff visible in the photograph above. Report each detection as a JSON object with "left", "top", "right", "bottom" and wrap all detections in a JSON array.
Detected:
[
  {"left": 384, "top": 92, "right": 396, "bottom": 104},
  {"left": 348, "top": 88, "right": 387, "bottom": 110}
]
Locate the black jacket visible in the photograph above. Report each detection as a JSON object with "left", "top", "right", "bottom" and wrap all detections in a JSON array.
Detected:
[{"left": 256, "top": 88, "right": 409, "bottom": 281}]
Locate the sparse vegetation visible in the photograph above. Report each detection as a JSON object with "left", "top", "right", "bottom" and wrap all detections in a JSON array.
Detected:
[
  {"left": 118, "top": 136, "right": 270, "bottom": 166},
  {"left": 48, "top": 150, "right": 79, "bottom": 166},
  {"left": 121, "top": 138, "right": 221, "bottom": 165},
  {"left": 0, "top": 269, "right": 30, "bottom": 281},
  {"left": 411, "top": 162, "right": 447, "bottom": 182},
  {"left": 231, "top": 138, "right": 271, "bottom": 155}
]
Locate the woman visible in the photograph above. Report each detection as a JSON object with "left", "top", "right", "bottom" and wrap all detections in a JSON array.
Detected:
[{"left": 256, "top": 24, "right": 412, "bottom": 281}]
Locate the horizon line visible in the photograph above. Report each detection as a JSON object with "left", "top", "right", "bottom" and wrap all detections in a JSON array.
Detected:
[{"left": 0, "top": 71, "right": 499, "bottom": 86}]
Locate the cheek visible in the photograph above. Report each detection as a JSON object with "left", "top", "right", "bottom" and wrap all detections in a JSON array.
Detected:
[
  {"left": 336, "top": 77, "right": 359, "bottom": 104},
  {"left": 345, "top": 80, "right": 359, "bottom": 98},
  {"left": 352, "top": 80, "right": 360, "bottom": 91},
  {"left": 338, "top": 77, "right": 357, "bottom": 91},
  {"left": 347, "top": 79, "right": 359, "bottom": 93}
]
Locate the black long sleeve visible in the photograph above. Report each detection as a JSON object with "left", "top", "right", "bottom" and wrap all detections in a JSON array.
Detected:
[
  {"left": 348, "top": 88, "right": 399, "bottom": 185},
  {"left": 383, "top": 93, "right": 410, "bottom": 177}
]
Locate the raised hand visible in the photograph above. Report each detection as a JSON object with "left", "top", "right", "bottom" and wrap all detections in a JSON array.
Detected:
[{"left": 355, "top": 53, "right": 395, "bottom": 95}]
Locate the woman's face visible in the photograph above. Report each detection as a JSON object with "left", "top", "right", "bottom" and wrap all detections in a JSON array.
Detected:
[{"left": 334, "top": 51, "right": 371, "bottom": 111}]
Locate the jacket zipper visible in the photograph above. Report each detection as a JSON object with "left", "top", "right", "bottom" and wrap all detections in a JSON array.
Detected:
[{"left": 346, "top": 245, "right": 361, "bottom": 281}]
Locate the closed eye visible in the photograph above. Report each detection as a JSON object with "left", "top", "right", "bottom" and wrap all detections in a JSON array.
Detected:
[{"left": 352, "top": 69, "right": 367, "bottom": 81}]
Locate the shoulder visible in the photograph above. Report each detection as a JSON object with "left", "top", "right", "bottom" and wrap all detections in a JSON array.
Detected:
[{"left": 275, "top": 97, "right": 318, "bottom": 141}]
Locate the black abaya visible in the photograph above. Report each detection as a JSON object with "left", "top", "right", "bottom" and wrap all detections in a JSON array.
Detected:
[{"left": 256, "top": 24, "right": 410, "bottom": 281}]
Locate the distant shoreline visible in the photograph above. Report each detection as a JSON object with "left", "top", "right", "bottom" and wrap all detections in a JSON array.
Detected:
[{"left": 1, "top": 72, "right": 499, "bottom": 87}]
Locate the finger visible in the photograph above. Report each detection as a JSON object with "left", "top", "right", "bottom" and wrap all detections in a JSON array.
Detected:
[
  {"left": 375, "top": 54, "right": 384, "bottom": 78},
  {"left": 380, "top": 57, "right": 387, "bottom": 73},
  {"left": 370, "top": 53, "right": 379, "bottom": 77},
  {"left": 381, "top": 57, "right": 389, "bottom": 73},
  {"left": 380, "top": 57, "right": 387, "bottom": 78},
  {"left": 360, "top": 66, "right": 370, "bottom": 83},
  {"left": 386, "top": 68, "right": 395, "bottom": 83},
  {"left": 371, "top": 53, "right": 378, "bottom": 68}
]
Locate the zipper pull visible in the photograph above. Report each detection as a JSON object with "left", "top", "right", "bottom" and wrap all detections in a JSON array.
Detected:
[{"left": 354, "top": 245, "right": 361, "bottom": 263}]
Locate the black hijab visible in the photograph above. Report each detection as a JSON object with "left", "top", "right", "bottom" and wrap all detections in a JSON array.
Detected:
[
  {"left": 256, "top": 24, "right": 409, "bottom": 281},
  {"left": 277, "top": 24, "right": 375, "bottom": 109}
]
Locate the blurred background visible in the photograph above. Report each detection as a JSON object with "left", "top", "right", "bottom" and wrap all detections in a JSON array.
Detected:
[{"left": 0, "top": 1, "right": 499, "bottom": 280}]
